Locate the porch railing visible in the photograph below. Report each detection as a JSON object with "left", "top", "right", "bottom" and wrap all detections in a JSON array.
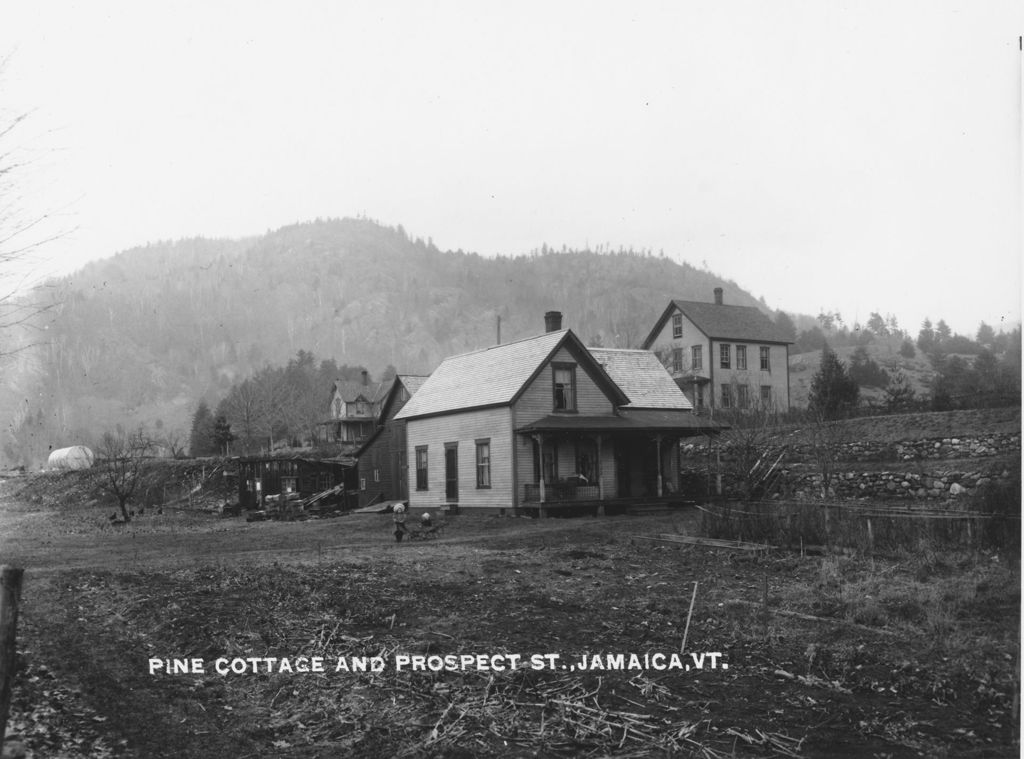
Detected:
[{"left": 523, "top": 483, "right": 600, "bottom": 503}]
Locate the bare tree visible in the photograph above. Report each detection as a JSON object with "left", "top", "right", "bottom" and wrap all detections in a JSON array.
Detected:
[
  {"left": 717, "top": 384, "right": 788, "bottom": 498},
  {"left": 158, "top": 428, "right": 188, "bottom": 459},
  {"left": 0, "top": 65, "right": 65, "bottom": 358},
  {"left": 95, "top": 428, "right": 153, "bottom": 522}
]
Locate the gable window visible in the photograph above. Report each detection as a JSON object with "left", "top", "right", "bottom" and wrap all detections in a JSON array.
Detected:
[
  {"left": 476, "top": 439, "right": 491, "bottom": 488},
  {"left": 552, "top": 364, "right": 576, "bottom": 411},
  {"left": 760, "top": 346, "right": 771, "bottom": 372},
  {"left": 333, "top": 398, "right": 342, "bottom": 417},
  {"left": 691, "top": 345, "right": 702, "bottom": 371},
  {"left": 721, "top": 384, "right": 732, "bottom": 408},
  {"left": 415, "top": 446, "right": 428, "bottom": 490},
  {"left": 720, "top": 344, "right": 731, "bottom": 369},
  {"left": 736, "top": 345, "right": 747, "bottom": 370},
  {"left": 760, "top": 385, "right": 773, "bottom": 407},
  {"left": 737, "top": 385, "right": 749, "bottom": 409},
  {"left": 672, "top": 313, "right": 683, "bottom": 339},
  {"left": 672, "top": 347, "right": 683, "bottom": 373}
]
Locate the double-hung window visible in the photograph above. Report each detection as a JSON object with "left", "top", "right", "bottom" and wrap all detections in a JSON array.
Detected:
[
  {"left": 691, "top": 345, "right": 703, "bottom": 371},
  {"left": 672, "top": 313, "right": 683, "bottom": 338},
  {"left": 553, "top": 364, "right": 576, "bottom": 411},
  {"left": 737, "top": 385, "right": 749, "bottom": 409},
  {"left": 720, "top": 384, "right": 732, "bottom": 408},
  {"left": 720, "top": 344, "right": 731, "bottom": 369},
  {"left": 736, "top": 345, "right": 747, "bottom": 370},
  {"left": 415, "top": 446, "right": 428, "bottom": 490},
  {"left": 760, "top": 346, "right": 771, "bottom": 372},
  {"left": 672, "top": 347, "right": 683, "bottom": 373},
  {"left": 475, "top": 439, "right": 491, "bottom": 488}
]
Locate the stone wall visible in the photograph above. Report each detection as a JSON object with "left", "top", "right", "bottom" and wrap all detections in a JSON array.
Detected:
[
  {"left": 802, "top": 433, "right": 1020, "bottom": 463},
  {"left": 679, "top": 429, "right": 1020, "bottom": 501},
  {"left": 786, "top": 462, "right": 1016, "bottom": 500}
]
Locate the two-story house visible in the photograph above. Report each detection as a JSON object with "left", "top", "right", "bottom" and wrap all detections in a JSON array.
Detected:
[
  {"left": 642, "top": 289, "right": 794, "bottom": 413},
  {"left": 394, "top": 312, "right": 722, "bottom": 516},
  {"left": 317, "top": 370, "right": 390, "bottom": 446}
]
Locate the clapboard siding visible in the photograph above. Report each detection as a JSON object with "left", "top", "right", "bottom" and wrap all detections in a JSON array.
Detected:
[
  {"left": 515, "top": 345, "right": 618, "bottom": 421},
  {"left": 647, "top": 305, "right": 790, "bottom": 411},
  {"left": 405, "top": 407, "right": 514, "bottom": 510}
]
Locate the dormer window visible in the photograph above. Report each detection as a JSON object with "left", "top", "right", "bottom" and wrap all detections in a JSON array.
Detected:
[
  {"left": 552, "top": 364, "right": 576, "bottom": 411},
  {"left": 672, "top": 313, "right": 683, "bottom": 339}
]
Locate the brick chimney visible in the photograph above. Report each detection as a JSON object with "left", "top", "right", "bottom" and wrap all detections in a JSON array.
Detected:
[
  {"left": 713, "top": 287, "right": 723, "bottom": 305},
  {"left": 361, "top": 369, "right": 369, "bottom": 386},
  {"left": 544, "top": 311, "right": 563, "bottom": 332}
]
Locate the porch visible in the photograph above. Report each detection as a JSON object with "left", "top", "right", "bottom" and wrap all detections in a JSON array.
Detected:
[{"left": 516, "top": 409, "right": 724, "bottom": 517}]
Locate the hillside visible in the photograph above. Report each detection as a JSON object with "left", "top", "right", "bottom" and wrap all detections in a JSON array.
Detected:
[
  {"left": 1, "top": 217, "right": 775, "bottom": 466},
  {"left": 788, "top": 335, "right": 937, "bottom": 408}
]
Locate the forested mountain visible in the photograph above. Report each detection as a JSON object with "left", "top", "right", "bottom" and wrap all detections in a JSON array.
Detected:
[{"left": 1, "top": 217, "right": 772, "bottom": 466}]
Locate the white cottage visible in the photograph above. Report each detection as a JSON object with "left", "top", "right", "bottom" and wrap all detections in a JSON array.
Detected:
[{"left": 395, "top": 312, "right": 722, "bottom": 516}]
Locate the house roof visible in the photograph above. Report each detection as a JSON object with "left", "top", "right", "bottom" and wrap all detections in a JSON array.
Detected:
[
  {"left": 516, "top": 409, "right": 724, "bottom": 435},
  {"left": 332, "top": 378, "right": 389, "bottom": 404},
  {"left": 394, "top": 329, "right": 627, "bottom": 421},
  {"left": 398, "top": 375, "right": 428, "bottom": 397},
  {"left": 588, "top": 348, "right": 693, "bottom": 410},
  {"left": 642, "top": 300, "right": 794, "bottom": 347},
  {"left": 354, "top": 374, "right": 431, "bottom": 457}
]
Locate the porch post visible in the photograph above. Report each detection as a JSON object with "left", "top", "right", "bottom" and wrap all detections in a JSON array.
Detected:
[
  {"left": 533, "top": 433, "right": 547, "bottom": 518},
  {"left": 595, "top": 434, "right": 605, "bottom": 516},
  {"left": 655, "top": 435, "right": 663, "bottom": 497}
]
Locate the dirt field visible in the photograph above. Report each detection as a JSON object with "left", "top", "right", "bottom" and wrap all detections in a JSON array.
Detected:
[{"left": 0, "top": 474, "right": 1019, "bottom": 758}]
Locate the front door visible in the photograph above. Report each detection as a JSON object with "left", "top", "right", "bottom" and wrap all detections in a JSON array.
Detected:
[{"left": 445, "top": 443, "right": 459, "bottom": 502}]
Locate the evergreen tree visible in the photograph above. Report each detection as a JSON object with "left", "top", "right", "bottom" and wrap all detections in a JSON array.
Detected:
[
  {"left": 213, "top": 415, "right": 235, "bottom": 455},
  {"left": 189, "top": 401, "right": 216, "bottom": 456},
  {"left": 884, "top": 370, "right": 917, "bottom": 412},
  {"left": 849, "top": 346, "right": 888, "bottom": 387},
  {"left": 808, "top": 345, "right": 860, "bottom": 419},
  {"left": 917, "top": 318, "right": 935, "bottom": 352},
  {"left": 866, "top": 312, "right": 888, "bottom": 336},
  {"left": 976, "top": 322, "right": 996, "bottom": 346}
]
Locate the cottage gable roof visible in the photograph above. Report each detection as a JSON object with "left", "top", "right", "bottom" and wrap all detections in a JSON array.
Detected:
[
  {"left": 395, "top": 330, "right": 626, "bottom": 420},
  {"left": 588, "top": 348, "right": 694, "bottom": 410},
  {"left": 642, "top": 300, "right": 793, "bottom": 347}
]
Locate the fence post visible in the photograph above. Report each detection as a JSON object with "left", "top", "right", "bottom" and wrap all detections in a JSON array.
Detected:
[{"left": 0, "top": 566, "right": 25, "bottom": 748}]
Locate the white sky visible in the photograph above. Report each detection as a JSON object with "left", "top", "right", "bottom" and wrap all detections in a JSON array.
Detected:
[{"left": 1, "top": 1, "right": 1021, "bottom": 336}]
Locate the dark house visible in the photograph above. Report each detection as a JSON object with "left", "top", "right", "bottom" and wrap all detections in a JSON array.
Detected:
[
  {"left": 355, "top": 374, "right": 428, "bottom": 508},
  {"left": 237, "top": 454, "right": 357, "bottom": 511}
]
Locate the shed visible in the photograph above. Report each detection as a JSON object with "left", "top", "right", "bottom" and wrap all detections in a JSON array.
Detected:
[{"left": 47, "top": 446, "right": 95, "bottom": 471}]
